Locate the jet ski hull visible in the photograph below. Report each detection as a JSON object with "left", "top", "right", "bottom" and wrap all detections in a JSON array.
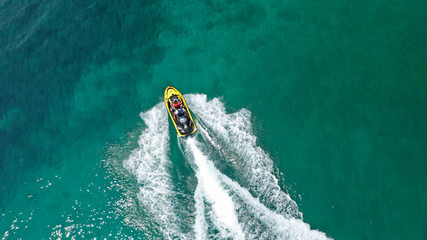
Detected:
[{"left": 164, "top": 86, "right": 197, "bottom": 137}]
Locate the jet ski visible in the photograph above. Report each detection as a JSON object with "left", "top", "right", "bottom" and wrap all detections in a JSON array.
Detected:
[{"left": 164, "top": 86, "right": 197, "bottom": 137}]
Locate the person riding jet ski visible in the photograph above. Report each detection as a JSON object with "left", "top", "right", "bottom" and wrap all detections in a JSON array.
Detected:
[
  {"left": 172, "top": 99, "right": 181, "bottom": 115},
  {"left": 173, "top": 99, "right": 181, "bottom": 109},
  {"left": 172, "top": 101, "right": 190, "bottom": 131},
  {"left": 173, "top": 103, "right": 186, "bottom": 120}
]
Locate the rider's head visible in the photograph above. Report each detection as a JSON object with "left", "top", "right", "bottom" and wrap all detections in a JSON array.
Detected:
[{"left": 173, "top": 99, "right": 180, "bottom": 108}]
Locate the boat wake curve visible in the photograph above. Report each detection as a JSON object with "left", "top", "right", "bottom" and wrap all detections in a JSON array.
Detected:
[{"left": 122, "top": 95, "right": 330, "bottom": 239}]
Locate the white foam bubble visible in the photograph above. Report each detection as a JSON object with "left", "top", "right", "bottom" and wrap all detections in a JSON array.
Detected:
[
  {"left": 183, "top": 136, "right": 329, "bottom": 240},
  {"left": 186, "top": 138, "right": 245, "bottom": 240},
  {"left": 186, "top": 94, "right": 300, "bottom": 218},
  {"left": 123, "top": 102, "right": 187, "bottom": 239},
  {"left": 185, "top": 94, "right": 330, "bottom": 239},
  {"left": 122, "top": 97, "right": 330, "bottom": 239},
  {"left": 219, "top": 165, "right": 330, "bottom": 239},
  {"left": 194, "top": 184, "right": 208, "bottom": 240}
]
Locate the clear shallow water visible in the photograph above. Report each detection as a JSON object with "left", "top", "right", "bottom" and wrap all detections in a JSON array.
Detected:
[{"left": 1, "top": 0, "right": 426, "bottom": 239}]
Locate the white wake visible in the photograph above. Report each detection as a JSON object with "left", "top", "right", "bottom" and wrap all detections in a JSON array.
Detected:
[
  {"left": 123, "top": 95, "right": 331, "bottom": 239},
  {"left": 185, "top": 138, "right": 245, "bottom": 240},
  {"left": 123, "top": 102, "right": 188, "bottom": 239},
  {"left": 186, "top": 94, "right": 301, "bottom": 218},
  {"left": 182, "top": 137, "right": 329, "bottom": 240}
]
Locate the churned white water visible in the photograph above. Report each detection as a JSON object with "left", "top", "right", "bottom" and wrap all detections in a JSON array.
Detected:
[
  {"left": 123, "top": 102, "right": 188, "bottom": 239},
  {"left": 124, "top": 96, "right": 330, "bottom": 239}
]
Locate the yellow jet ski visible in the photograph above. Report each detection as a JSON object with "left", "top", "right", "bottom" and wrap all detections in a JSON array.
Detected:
[{"left": 164, "top": 86, "right": 197, "bottom": 137}]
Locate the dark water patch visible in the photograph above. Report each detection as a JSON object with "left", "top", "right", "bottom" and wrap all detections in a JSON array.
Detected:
[
  {"left": 2, "top": 0, "right": 163, "bottom": 154},
  {"left": 0, "top": 1, "right": 167, "bottom": 230}
]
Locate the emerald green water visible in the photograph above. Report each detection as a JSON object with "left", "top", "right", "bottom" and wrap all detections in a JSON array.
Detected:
[{"left": 1, "top": 0, "right": 426, "bottom": 239}]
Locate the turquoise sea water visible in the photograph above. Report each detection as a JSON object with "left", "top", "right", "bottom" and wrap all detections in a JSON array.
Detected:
[{"left": 1, "top": 0, "right": 426, "bottom": 239}]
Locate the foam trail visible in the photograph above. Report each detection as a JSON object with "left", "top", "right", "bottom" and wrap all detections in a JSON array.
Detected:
[
  {"left": 186, "top": 94, "right": 300, "bottom": 218},
  {"left": 196, "top": 118, "right": 222, "bottom": 151},
  {"left": 219, "top": 164, "right": 330, "bottom": 239},
  {"left": 194, "top": 184, "right": 207, "bottom": 240},
  {"left": 185, "top": 94, "right": 330, "bottom": 239},
  {"left": 183, "top": 136, "right": 329, "bottom": 239},
  {"left": 123, "top": 103, "right": 186, "bottom": 239},
  {"left": 122, "top": 97, "right": 330, "bottom": 239},
  {"left": 185, "top": 138, "right": 245, "bottom": 240}
]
